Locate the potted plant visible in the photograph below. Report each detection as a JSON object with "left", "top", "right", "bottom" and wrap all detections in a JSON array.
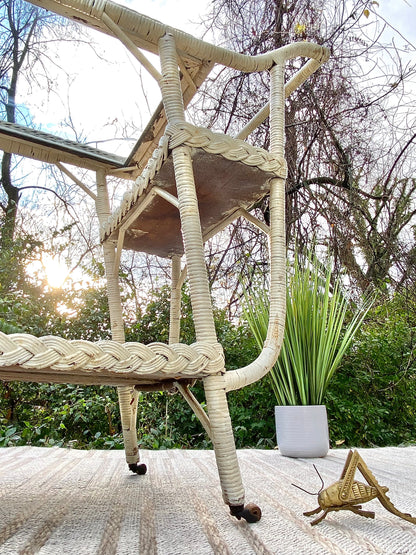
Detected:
[{"left": 244, "top": 250, "right": 371, "bottom": 457}]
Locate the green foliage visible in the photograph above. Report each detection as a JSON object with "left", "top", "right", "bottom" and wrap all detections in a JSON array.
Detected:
[
  {"left": 0, "top": 234, "right": 43, "bottom": 293},
  {"left": 50, "top": 286, "right": 111, "bottom": 341},
  {"left": 0, "top": 280, "right": 272, "bottom": 450},
  {"left": 228, "top": 378, "right": 276, "bottom": 448},
  {"left": 125, "top": 286, "right": 271, "bottom": 448},
  {"left": 0, "top": 234, "right": 60, "bottom": 336},
  {"left": 326, "top": 291, "right": 416, "bottom": 447},
  {"left": 2, "top": 242, "right": 416, "bottom": 451},
  {"left": 0, "top": 383, "right": 120, "bottom": 448},
  {"left": 126, "top": 286, "right": 195, "bottom": 344},
  {"left": 0, "top": 234, "right": 116, "bottom": 448},
  {"left": 244, "top": 251, "right": 372, "bottom": 405}
]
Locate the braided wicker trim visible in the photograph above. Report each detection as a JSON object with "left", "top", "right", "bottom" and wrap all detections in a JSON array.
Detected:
[
  {"left": 166, "top": 122, "right": 286, "bottom": 174},
  {"left": 0, "top": 332, "right": 225, "bottom": 378},
  {"left": 101, "top": 136, "right": 169, "bottom": 241},
  {"left": 102, "top": 124, "right": 285, "bottom": 241}
]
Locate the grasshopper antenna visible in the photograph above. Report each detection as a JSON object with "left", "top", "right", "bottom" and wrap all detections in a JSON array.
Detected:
[
  {"left": 313, "top": 464, "right": 325, "bottom": 494},
  {"left": 292, "top": 464, "right": 325, "bottom": 496}
]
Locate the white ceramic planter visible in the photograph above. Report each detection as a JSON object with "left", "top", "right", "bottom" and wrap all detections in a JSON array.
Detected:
[{"left": 275, "top": 405, "right": 329, "bottom": 458}]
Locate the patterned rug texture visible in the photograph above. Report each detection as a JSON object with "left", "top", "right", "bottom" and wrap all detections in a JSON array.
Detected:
[{"left": 0, "top": 446, "right": 416, "bottom": 554}]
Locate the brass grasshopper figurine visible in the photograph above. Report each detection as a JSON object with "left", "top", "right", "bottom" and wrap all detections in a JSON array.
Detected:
[{"left": 294, "top": 449, "right": 416, "bottom": 526}]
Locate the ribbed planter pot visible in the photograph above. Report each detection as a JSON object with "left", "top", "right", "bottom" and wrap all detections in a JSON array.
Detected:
[{"left": 275, "top": 405, "right": 329, "bottom": 458}]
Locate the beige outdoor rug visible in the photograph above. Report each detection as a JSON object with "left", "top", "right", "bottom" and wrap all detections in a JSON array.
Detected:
[{"left": 0, "top": 446, "right": 416, "bottom": 554}]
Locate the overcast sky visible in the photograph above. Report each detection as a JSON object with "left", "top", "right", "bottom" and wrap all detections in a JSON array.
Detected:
[{"left": 380, "top": 0, "right": 416, "bottom": 46}]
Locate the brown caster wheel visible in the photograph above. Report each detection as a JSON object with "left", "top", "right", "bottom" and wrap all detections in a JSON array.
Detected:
[
  {"left": 241, "top": 503, "right": 262, "bottom": 523},
  {"left": 230, "top": 503, "right": 262, "bottom": 523},
  {"left": 128, "top": 462, "right": 147, "bottom": 475}
]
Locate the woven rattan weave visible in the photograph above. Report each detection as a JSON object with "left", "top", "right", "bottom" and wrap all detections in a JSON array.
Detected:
[{"left": 0, "top": 0, "right": 329, "bottom": 522}]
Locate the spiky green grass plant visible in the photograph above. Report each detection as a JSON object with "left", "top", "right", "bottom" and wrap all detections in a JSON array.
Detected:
[{"left": 244, "top": 252, "right": 372, "bottom": 406}]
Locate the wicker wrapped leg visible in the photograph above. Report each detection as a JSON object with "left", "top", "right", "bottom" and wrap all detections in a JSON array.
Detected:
[
  {"left": 96, "top": 172, "right": 146, "bottom": 475},
  {"left": 204, "top": 375, "right": 261, "bottom": 522},
  {"left": 118, "top": 386, "right": 147, "bottom": 474}
]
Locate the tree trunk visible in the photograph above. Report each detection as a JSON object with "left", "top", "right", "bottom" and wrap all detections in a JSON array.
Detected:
[{"left": 0, "top": 152, "right": 19, "bottom": 249}]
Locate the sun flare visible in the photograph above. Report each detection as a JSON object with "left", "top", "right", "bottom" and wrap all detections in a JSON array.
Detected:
[{"left": 42, "top": 256, "right": 69, "bottom": 289}]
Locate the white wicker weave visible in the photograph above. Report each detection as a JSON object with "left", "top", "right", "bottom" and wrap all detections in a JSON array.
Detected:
[{"left": 0, "top": 0, "right": 329, "bottom": 522}]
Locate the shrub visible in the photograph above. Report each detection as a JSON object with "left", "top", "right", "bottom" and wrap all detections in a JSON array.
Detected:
[{"left": 326, "top": 292, "right": 416, "bottom": 447}]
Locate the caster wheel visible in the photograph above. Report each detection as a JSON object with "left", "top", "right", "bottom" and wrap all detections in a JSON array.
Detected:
[
  {"left": 241, "top": 503, "right": 262, "bottom": 523},
  {"left": 230, "top": 503, "right": 262, "bottom": 523},
  {"left": 128, "top": 462, "right": 147, "bottom": 475}
]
